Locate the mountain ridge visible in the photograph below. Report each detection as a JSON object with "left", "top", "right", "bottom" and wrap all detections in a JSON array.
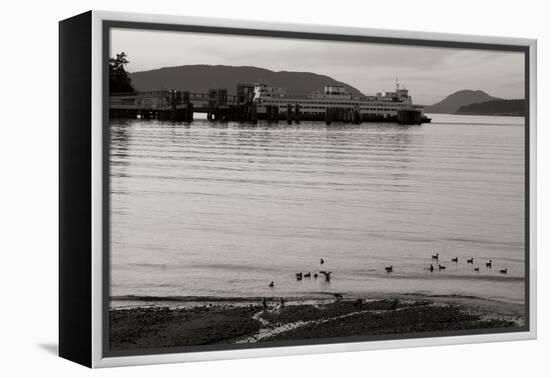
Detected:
[
  {"left": 129, "top": 65, "right": 365, "bottom": 96},
  {"left": 425, "top": 90, "right": 501, "bottom": 114}
]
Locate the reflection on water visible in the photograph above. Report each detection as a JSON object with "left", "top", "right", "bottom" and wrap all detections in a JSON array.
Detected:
[{"left": 110, "top": 114, "right": 525, "bottom": 305}]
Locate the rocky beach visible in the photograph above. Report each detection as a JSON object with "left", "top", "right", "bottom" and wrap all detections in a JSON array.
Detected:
[{"left": 109, "top": 295, "right": 524, "bottom": 351}]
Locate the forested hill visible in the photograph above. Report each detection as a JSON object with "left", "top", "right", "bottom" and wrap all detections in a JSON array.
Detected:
[
  {"left": 425, "top": 90, "right": 500, "bottom": 114},
  {"left": 129, "top": 65, "right": 365, "bottom": 96},
  {"left": 455, "top": 99, "right": 526, "bottom": 116}
]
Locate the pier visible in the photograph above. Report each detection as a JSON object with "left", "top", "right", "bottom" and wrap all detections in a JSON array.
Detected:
[
  {"left": 109, "top": 88, "right": 255, "bottom": 123},
  {"left": 109, "top": 84, "right": 430, "bottom": 125}
]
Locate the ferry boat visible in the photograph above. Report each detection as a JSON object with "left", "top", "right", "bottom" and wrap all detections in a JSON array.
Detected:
[{"left": 252, "top": 82, "right": 431, "bottom": 124}]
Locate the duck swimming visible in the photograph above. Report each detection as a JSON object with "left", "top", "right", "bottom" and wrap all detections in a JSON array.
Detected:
[{"left": 319, "top": 271, "right": 332, "bottom": 282}]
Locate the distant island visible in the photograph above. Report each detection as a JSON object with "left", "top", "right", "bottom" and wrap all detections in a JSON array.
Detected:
[
  {"left": 129, "top": 65, "right": 365, "bottom": 96},
  {"left": 455, "top": 99, "right": 525, "bottom": 116},
  {"left": 425, "top": 89, "right": 525, "bottom": 116},
  {"left": 425, "top": 90, "right": 500, "bottom": 114}
]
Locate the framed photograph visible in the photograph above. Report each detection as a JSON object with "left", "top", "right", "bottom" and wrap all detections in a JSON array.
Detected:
[{"left": 59, "top": 10, "right": 537, "bottom": 368}]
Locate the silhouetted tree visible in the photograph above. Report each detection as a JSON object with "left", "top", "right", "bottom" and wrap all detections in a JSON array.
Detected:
[{"left": 109, "top": 52, "right": 135, "bottom": 93}]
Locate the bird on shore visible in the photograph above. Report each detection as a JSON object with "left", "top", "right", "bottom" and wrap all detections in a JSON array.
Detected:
[
  {"left": 262, "top": 297, "right": 268, "bottom": 308},
  {"left": 452, "top": 257, "right": 458, "bottom": 263},
  {"left": 296, "top": 272, "right": 303, "bottom": 281},
  {"left": 467, "top": 258, "right": 474, "bottom": 264},
  {"left": 304, "top": 272, "right": 311, "bottom": 278},
  {"left": 438, "top": 264, "right": 446, "bottom": 270},
  {"left": 280, "top": 297, "right": 285, "bottom": 307},
  {"left": 474, "top": 266, "right": 480, "bottom": 272},
  {"left": 432, "top": 252, "right": 439, "bottom": 260},
  {"left": 500, "top": 268, "right": 508, "bottom": 274},
  {"left": 429, "top": 264, "right": 434, "bottom": 272},
  {"left": 486, "top": 260, "right": 492, "bottom": 268},
  {"left": 319, "top": 271, "right": 332, "bottom": 282},
  {"left": 314, "top": 273, "right": 318, "bottom": 279},
  {"left": 385, "top": 266, "right": 393, "bottom": 273},
  {"left": 320, "top": 258, "right": 325, "bottom": 265},
  {"left": 269, "top": 281, "right": 274, "bottom": 288},
  {"left": 334, "top": 293, "right": 343, "bottom": 300}
]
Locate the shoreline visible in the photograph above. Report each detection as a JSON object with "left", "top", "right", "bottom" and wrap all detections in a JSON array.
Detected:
[
  {"left": 109, "top": 294, "right": 525, "bottom": 351},
  {"left": 110, "top": 292, "right": 525, "bottom": 313}
]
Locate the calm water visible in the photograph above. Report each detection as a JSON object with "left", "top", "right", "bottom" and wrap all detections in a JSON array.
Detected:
[{"left": 110, "top": 114, "right": 525, "bottom": 305}]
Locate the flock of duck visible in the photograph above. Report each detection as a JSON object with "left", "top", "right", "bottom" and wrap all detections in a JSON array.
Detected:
[
  {"left": 268, "top": 258, "right": 332, "bottom": 288},
  {"left": 406, "top": 252, "right": 509, "bottom": 275},
  {"left": 267, "top": 253, "right": 509, "bottom": 288}
]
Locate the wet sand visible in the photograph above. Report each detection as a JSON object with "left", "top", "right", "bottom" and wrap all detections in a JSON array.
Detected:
[{"left": 109, "top": 296, "right": 524, "bottom": 351}]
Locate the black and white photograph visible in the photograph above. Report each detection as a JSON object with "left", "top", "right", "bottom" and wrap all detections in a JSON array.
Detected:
[
  {"left": 106, "top": 24, "right": 529, "bottom": 355},
  {"left": 4, "top": 0, "right": 550, "bottom": 376}
]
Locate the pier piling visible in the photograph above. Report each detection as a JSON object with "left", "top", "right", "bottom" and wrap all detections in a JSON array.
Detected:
[
  {"left": 353, "top": 107, "right": 361, "bottom": 124},
  {"left": 250, "top": 104, "right": 258, "bottom": 125},
  {"left": 287, "top": 104, "right": 293, "bottom": 125},
  {"left": 325, "top": 108, "right": 333, "bottom": 125},
  {"left": 294, "top": 104, "right": 301, "bottom": 124},
  {"left": 186, "top": 103, "right": 194, "bottom": 123}
]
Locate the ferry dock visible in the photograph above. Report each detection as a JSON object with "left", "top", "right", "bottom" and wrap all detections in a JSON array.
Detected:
[{"left": 109, "top": 83, "right": 430, "bottom": 125}]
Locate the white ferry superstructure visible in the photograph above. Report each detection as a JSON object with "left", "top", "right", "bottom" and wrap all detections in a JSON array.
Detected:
[{"left": 252, "top": 82, "right": 430, "bottom": 124}]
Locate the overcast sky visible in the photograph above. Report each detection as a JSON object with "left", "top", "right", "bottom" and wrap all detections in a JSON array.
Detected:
[{"left": 111, "top": 28, "right": 524, "bottom": 105}]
